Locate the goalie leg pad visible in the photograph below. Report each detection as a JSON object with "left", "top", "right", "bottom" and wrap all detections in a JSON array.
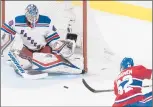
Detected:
[
  {"left": 19, "top": 46, "right": 52, "bottom": 70},
  {"left": 17, "top": 54, "right": 32, "bottom": 70},
  {"left": 32, "top": 53, "right": 82, "bottom": 74},
  {"left": 11, "top": 49, "right": 32, "bottom": 70},
  {"left": 8, "top": 51, "right": 48, "bottom": 79}
]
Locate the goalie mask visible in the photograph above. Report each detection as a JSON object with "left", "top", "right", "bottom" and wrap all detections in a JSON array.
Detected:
[{"left": 25, "top": 4, "right": 39, "bottom": 27}]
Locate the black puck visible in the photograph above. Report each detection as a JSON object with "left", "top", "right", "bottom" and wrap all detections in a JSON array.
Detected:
[{"left": 64, "top": 86, "right": 68, "bottom": 89}]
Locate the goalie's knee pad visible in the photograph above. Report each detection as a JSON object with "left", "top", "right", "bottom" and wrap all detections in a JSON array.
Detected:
[{"left": 18, "top": 55, "right": 32, "bottom": 70}]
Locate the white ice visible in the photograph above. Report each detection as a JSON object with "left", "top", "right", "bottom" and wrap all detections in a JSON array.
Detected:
[{"left": 1, "top": 2, "right": 152, "bottom": 106}]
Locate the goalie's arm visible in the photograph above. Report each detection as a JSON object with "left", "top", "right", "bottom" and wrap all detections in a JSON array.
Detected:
[
  {"left": 44, "top": 19, "right": 60, "bottom": 47},
  {"left": 44, "top": 19, "right": 76, "bottom": 58},
  {"left": 1, "top": 21, "right": 17, "bottom": 54},
  {"left": 45, "top": 26, "right": 76, "bottom": 58}
]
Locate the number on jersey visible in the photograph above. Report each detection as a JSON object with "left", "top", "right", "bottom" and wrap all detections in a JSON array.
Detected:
[{"left": 117, "top": 75, "right": 133, "bottom": 95}]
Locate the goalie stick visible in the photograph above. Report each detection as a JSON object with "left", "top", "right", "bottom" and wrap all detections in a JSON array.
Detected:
[
  {"left": 8, "top": 51, "right": 48, "bottom": 80},
  {"left": 82, "top": 79, "right": 152, "bottom": 93}
]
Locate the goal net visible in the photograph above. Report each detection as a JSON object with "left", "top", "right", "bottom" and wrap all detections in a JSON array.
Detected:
[{"left": 1, "top": 1, "right": 88, "bottom": 72}]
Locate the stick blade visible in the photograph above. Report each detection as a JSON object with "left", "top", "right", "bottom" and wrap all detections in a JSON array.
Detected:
[
  {"left": 82, "top": 79, "right": 96, "bottom": 93},
  {"left": 82, "top": 79, "right": 113, "bottom": 93}
]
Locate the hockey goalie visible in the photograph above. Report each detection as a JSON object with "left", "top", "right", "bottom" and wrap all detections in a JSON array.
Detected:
[{"left": 1, "top": 4, "right": 85, "bottom": 79}]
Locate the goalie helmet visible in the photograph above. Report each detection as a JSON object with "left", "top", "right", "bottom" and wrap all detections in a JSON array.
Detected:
[
  {"left": 120, "top": 57, "right": 134, "bottom": 71},
  {"left": 25, "top": 4, "right": 39, "bottom": 27}
]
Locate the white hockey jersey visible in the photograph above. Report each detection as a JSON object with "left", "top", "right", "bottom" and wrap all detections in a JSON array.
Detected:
[{"left": 1, "top": 15, "right": 60, "bottom": 51}]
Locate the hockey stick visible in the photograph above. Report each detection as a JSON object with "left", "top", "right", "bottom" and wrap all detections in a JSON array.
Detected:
[
  {"left": 8, "top": 51, "right": 48, "bottom": 79},
  {"left": 82, "top": 79, "right": 152, "bottom": 93},
  {"left": 82, "top": 79, "right": 113, "bottom": 93}
]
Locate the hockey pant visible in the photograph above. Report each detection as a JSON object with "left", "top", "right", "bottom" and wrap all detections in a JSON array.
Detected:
[
  {"left": 125, "top": 91, "right": 152, "bottom": 107},
  {"left": 19, "top": 45, "right": 51, "bottom": 58}
]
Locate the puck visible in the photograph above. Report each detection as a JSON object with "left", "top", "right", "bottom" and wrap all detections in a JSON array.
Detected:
[{"left": 64, "top": 86, "right": 68, "bottom": 89}]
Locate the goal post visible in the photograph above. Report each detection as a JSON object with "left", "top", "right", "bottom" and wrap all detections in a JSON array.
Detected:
[
  {"left": 1, "top": 0, "right": 88, "bottom": 72},
  {"left": 83, "top": 0, "right": 87, "bottom": 72},
  {"left": 1, "top": 0, "right": 5, "bottom": 25}
]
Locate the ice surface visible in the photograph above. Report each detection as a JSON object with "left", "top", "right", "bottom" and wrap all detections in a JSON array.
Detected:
[{"left": 1, "top": 1, "right": 152, "bottom": 106}]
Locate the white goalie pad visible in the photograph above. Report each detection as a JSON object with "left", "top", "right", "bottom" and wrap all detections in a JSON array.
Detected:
[
  {"left": 8, "top": 51, "right": 48, "bottom": 80},
  {"left": 32, "top": 52, "right": 82, "bottom": 74},
  {"left": 10, "top": 49, "right": 32, "bottom": 70}
]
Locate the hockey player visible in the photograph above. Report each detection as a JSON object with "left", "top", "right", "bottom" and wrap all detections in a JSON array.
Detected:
[
  {"left": 1, "top": 4, "right": 84, "bottom": 79},
  {"left": 112, "top": 57, "right": 152, "bottom": 107}
]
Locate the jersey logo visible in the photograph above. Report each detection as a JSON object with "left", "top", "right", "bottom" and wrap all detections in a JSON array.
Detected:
[
  {"left": 20, "top": 29, "right": 39, "bottom": 48},
  {"left": 117, "top": 75, "right": 133, "bottom": 95}
]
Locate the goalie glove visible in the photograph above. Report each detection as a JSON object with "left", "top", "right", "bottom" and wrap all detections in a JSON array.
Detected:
[{"left": 51, "top": 39, "right": 76, "bottom": 58}]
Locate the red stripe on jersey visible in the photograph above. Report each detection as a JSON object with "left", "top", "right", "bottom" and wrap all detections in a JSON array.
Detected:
[
  {"left": 140, "top": 96, "right": 152, "bottom": 103},
  {"left": 46, "top": 34, "right": 59, "bottom": 42},
  {"left": 2, "top": 24, "right": 16, "bottom": 35},
  {"left": 113, "top": 95, "right": 144, "bottom": 107}
]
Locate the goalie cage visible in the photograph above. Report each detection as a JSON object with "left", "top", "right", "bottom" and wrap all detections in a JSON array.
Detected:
[{"left": 1, "top": 1, "right": 88, "bottom": 72}]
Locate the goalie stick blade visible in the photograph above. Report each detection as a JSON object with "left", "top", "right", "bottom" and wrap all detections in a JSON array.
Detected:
[{"left": 82, "top": 79, "right": 113, "bottom": 93}]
